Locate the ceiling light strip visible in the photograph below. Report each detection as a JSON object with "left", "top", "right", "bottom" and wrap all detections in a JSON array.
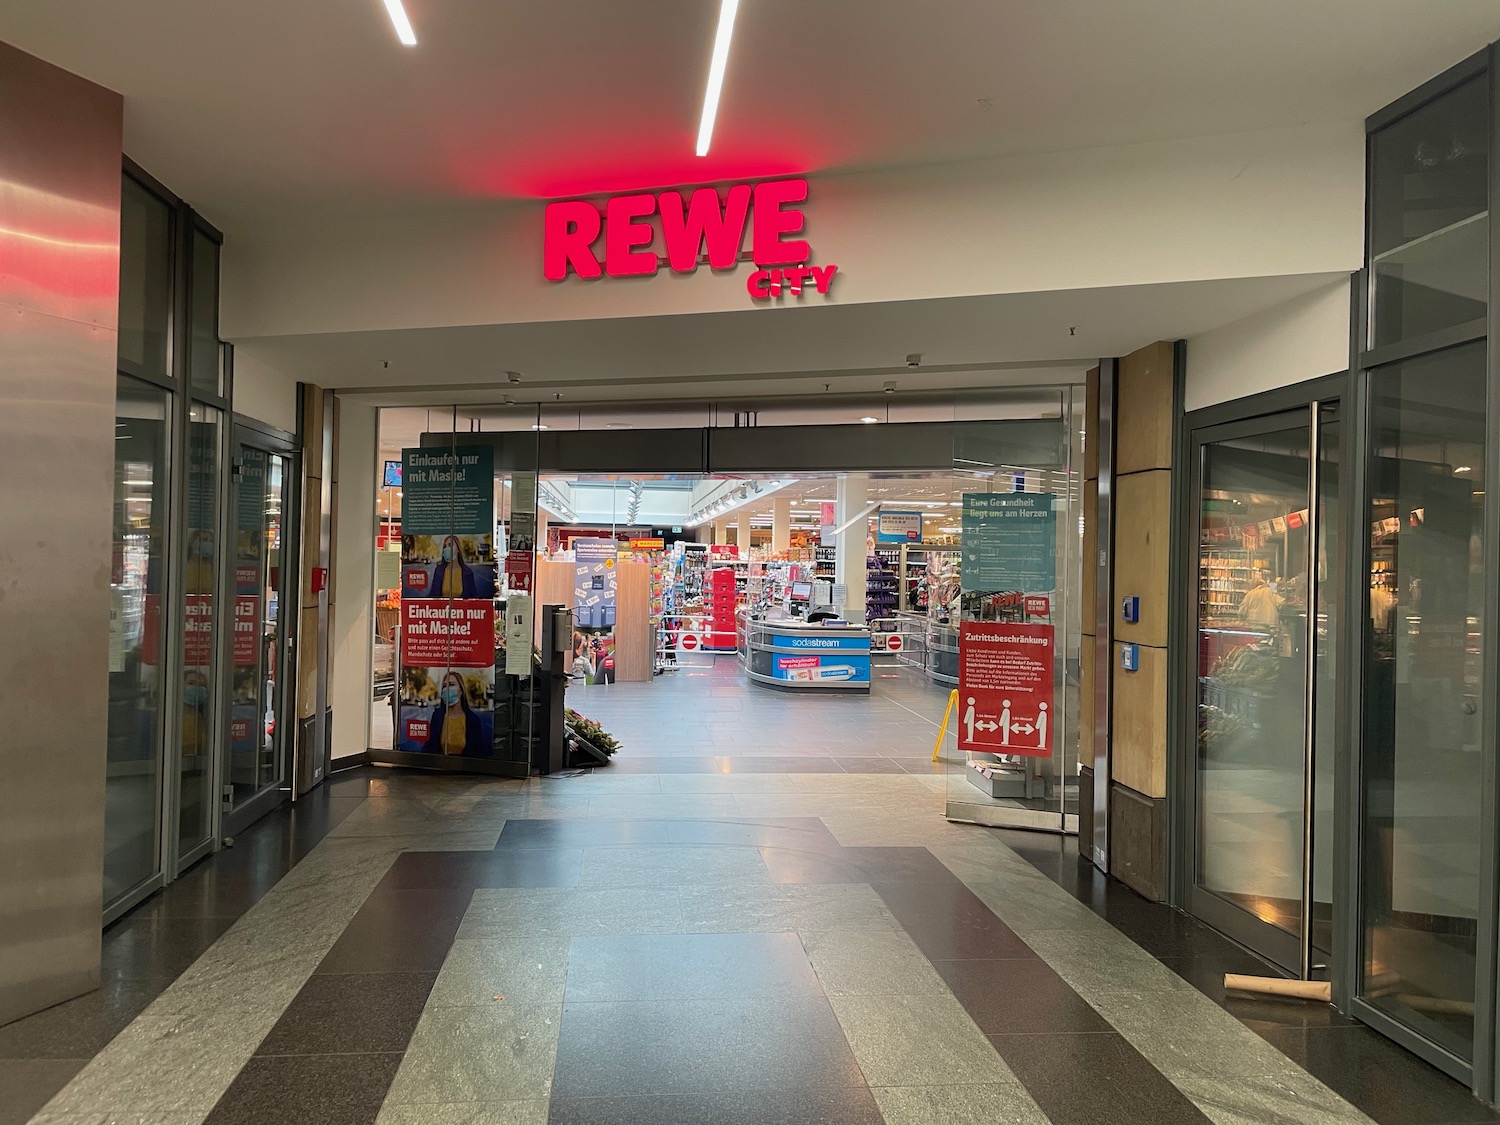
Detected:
[
  {"left": 382, "top": 0, "right": 418, "bottom": 46},
  {"left": 695, "top": 0, "right": 741, "bottom": 156}
]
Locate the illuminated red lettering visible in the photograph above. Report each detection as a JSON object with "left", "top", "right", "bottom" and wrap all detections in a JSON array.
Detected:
[
  {"left": 659, "top": 184, "right": 751, "bottom": 271},
  {"left": 547, "top": 176, "right": 829, "bottom": 299},
  {"left": 543, "top": 200, "right": 602, "bottom": 280},
  {"left": 752, "top": 178, "right": 810, "bottom": 266},
  {"left": 605, "top": 193, "right": 658, "bottom": 277},
  {"left": 781, "top": 266, "right": 812, "bottom": 294}
]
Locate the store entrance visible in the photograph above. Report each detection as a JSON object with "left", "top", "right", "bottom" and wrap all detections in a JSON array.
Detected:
[
  {"left": 537, "top": 473, "right": 970, "bottom": 766},
  {"left": 1182, "top": 396, "right": 1340, "bottom": 976},
  {"left": 369, "top": 395, "right": 1083, "bottom": 832}
]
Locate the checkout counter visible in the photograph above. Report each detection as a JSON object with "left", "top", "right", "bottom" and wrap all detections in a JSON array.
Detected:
[{"left": 737, "top": 607, "right": 871, "bottom": 693}]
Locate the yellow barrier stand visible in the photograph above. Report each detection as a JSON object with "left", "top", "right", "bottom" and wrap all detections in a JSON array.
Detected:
[{"left": 931, "top": 689, "right": 959, "bottom": 762}]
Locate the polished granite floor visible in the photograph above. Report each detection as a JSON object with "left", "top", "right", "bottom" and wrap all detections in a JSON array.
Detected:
[{"left": 6, "top": 671, "right": 1497, "bottom": 1125}]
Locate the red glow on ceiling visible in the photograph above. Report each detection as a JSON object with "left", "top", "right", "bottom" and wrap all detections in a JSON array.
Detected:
[{"left": 449, "top": 134, "right": 819, "bottom": 202}]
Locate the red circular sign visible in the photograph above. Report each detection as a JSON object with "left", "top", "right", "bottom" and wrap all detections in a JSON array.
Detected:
[
  {"left": 681, "top": 633, "right": 700, "bottom": 651},
  {"left": 888, "top": 635, "right": 904, "bottom": 652}
]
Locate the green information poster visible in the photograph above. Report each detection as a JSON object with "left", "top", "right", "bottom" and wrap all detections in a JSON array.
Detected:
[
  {"left": 402, "top": 446, "right": 494, "bottom": 535},
  {"left": 961, "top": 492, "right": 1056, "bottom": 593}
]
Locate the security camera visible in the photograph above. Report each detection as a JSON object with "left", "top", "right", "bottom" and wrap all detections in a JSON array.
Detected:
[
  {"left": 905, "top": 353, "right": 922, "bottom": 369},
  {"left": 506, "top": 371, "right": 522, "bottom": 384}
]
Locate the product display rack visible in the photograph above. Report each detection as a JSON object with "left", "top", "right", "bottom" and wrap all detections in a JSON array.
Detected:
[
  {"left": 865, "top": 554, "right": 899, "bottom": 623},
  {"left": 705, "top": 566, "right": 739, "bottom": 650},
  {"left": 814, "top": 545, "right": 837, "bottom": 581},
  {"left": 1198, "top": 546, "right": 1274, "bottom": 625}
]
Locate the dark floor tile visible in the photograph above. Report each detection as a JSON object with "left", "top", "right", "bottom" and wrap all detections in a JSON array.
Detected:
[
  {"left": 760, "top": 845, "right": 950, "bottom": 885},
  {"left": 324, "top": 766, "right": 384, "bottom": 796},
  {"left": 316, "top": 888, "right": 471, "bottom": 974},
  {"left": 872, "top": 881, "right": 1038, "bottom": 960},
  {"left": 380, "top": 847, "right": 584, "bottom": 890},
  {"left": 665, "top": 817, "right": 841, "bottom": 852},
  {"left": 1091, "top": 898, "right": 1255, "bottom": 961},
  {"left": 100, "top": 913, "right": 239, "bottom": 982},
  {"left": 1227, "top": 994, "right": 1361, "bottom": 1032},
  {"left": 934, "top": 959, "right": 1112, "bottom": 1035},
  {"left": 1256, "top": 1024, "right": 1500, "bottom": 1125},
  {"left": 0, "top": 976, "right": 167, "bottom": 1059},
  {"left": 554, "top": 996, "right": 865, "bottom": 1097},
  {"left": 126, "top": 868, "right": 281, "bottom": 921},
  {"left": 1157, "top": 949, "right": 1289, "bottom": 1002},
  {"left": 258, "top": 972, "right": 436, "bottom": 1056},
  {"left": 993, "top": 1031, "right": 1211, "bottom": 1125},
  {"left": 495, "top": 819, "right": 672, "bottom": 849},
  {"left": 565, "top": 933, "right": 821, "bottom": 1002},
  {"left": 203, "top": 1051, "right": 402, "bottom": 1125},
  {"left": 548, "top": 1086, "right": 885, "bottom": 1125},
  {"left": 0, "top": 1057, "right": 87, "bottom": 1125}
]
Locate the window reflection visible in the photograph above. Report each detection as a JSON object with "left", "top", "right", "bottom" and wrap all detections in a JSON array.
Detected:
[
  {"left": 1361, "top": 342, "right": 1486, "bottom": 1060},
  {"left": 105, "top": 376, "right": 170, "bottom": 905}
]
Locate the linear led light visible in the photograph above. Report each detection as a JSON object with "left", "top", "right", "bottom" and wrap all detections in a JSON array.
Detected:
[
  {"left": 382, "top": 0, "right": 418, "bottom": 46},
  {"left": 695, "top": 0, "right": 740, "bottom": 156}
]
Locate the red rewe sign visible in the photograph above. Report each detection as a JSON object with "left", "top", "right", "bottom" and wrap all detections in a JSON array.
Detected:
[{"left": 543, "top": 176, "right": 837, "bottom": 301}]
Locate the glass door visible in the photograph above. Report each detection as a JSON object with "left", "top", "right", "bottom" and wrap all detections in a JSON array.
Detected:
[
  {"left": 223, "top": 431, "right": 296, "bottom": 836},
  {"left": 1356, "top": 343, "right": 1487, "bottom": 1067},
  {"left": 1187, "top": 402, "right": 1339, "bottom": 974}
]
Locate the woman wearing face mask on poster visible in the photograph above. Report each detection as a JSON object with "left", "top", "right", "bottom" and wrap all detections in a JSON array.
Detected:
[
  {"left": 424, "top": 670, "right": 483, "bottom": 755},
  {"left": 181, "top": 668, "right": 211, "bottom": 756},
  {"left": 429, "top": 534, "right": 479, "bottom": 599}
]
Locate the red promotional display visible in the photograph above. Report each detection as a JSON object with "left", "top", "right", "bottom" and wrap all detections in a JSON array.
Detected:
[
  {"left": 504, "top": 549, "right": 534, "bottom": 593},
  {"left": 401, "top": 599, "right": 495, "bottom": 667},
  {"left": 706, "top": 566, "right": 738, "bottom": 651},
  {"left": 958, "top": 622, "right": 1055, "bottom": 759},
  {"left": 233, "top": 596, "right": 260, "bottom": 664}
]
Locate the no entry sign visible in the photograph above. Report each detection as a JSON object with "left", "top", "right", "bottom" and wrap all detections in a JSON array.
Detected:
[
  {"left": 680, "top": 633, "right": 700, "bottom": 651},
  {"left": 958, "top": 622, "right": 1055, "bottom": 759}
]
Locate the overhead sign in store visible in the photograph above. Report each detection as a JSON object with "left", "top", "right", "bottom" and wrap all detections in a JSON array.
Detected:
[
  {"left": 960, "top": 492, "right": 1057, "bottom": 594},
  {"left": 543, "top": 176, "right": 838, "bottom": 302},
  {"left": 877, "top": 510, "right": 924, "bottom": 543}
]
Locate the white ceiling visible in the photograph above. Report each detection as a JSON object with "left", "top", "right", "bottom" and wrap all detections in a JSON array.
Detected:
[
  {"left": 273, "top": 272, "right": 1339, "bottom": 403},
  {"left": 2, "top": 1, "right": 1497, "bottom": 238}
]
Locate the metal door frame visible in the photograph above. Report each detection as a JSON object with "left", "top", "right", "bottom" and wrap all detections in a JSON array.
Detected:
[
  {"left": 222, "top": 420, "right": 300, "bottom": 839},
  {"left": 1170, "top": 374, "right": 1350, "bottom": 973}
]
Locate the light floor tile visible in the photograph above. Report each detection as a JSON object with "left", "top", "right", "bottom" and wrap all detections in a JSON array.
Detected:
[
  {"left": 385, "top": 1003, "right": 562, "bottom": 1104},
  {"left": 826, "top": 992, "right": 1013, "bottom": 1087},
  {"left": 871, "top": 1083, "right": 1051, "bottom": 1125}
]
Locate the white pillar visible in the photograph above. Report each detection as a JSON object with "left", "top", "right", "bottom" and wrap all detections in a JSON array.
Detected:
[
  {"left": 737, "top": 511, "right": 753, "bottom": 555},
  {"left": 772, "top": 497, "right": 791, "bottom": 554},
  {"left": 834, "top": 473, "right": 868, "bottom": 621},
  {"left": 714, "top": 520, "right": 728, "bottom": 546}
]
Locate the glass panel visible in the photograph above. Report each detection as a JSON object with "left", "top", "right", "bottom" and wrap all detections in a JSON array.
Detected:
[
  {"left": 229, "top": 447, "right": 286, "bottom": 805},
  {"left": 117, "top": 176, "right": 172, "bottom": 377},
  {"left": 1195, "top": 423, "right": 1311, "bottom": 936},
  {"left": 1361, "top": 342, "right": 1486, "bottom": 1061},
  {"left": 178, "top": 404, "right": 222, "bottom": 856},
  {"left": 1370, "top": 76, "right": 1489, "bottom": 349},
  {"left": 105, "top": 375, "right": 170, "bottom": 906},
  {"left": 943, "top": 401, "right": 1079, "bottom": 828},
  {"left": 189, "top": 230, "right": 222, "bottom": 397},
  {"left": 1310, "top": 405, "right": 1340, "bottom": 957}
]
